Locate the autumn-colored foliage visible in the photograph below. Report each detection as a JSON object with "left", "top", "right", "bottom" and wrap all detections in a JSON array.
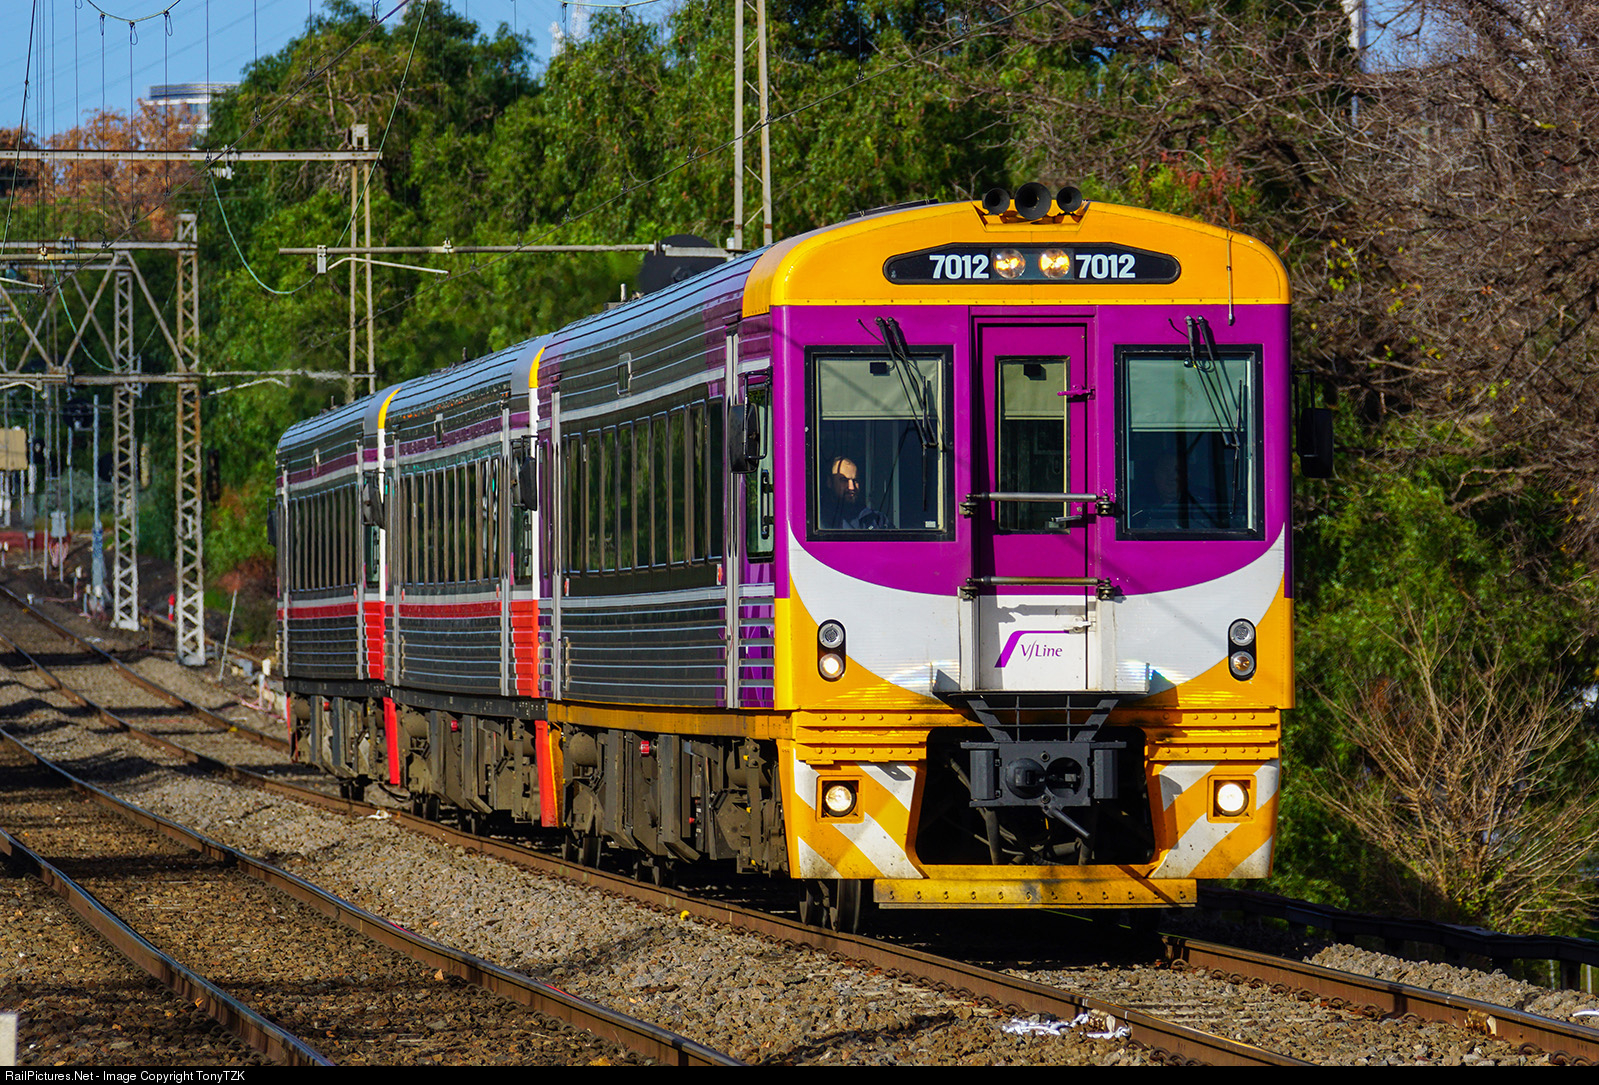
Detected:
[{"left": 7, "top": 101, "right": 199, "bottom": 239}]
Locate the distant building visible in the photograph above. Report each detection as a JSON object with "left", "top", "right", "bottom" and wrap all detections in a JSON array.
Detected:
[{"left": 146, "top": 83, "right": 237, "bottom": 143}]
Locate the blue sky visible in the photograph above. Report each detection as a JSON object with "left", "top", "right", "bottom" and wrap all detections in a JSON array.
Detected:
[{"left": 0, "top": 0, "right": 618, "bottom": 142}]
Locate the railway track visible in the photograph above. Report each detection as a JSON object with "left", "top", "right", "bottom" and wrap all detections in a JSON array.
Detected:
[
  {"left": 0, "top": 735, "right": 734, "bottom": 1066},
  {"left": 1, "top": 584, "right": 1593, "bottom": 1065}
]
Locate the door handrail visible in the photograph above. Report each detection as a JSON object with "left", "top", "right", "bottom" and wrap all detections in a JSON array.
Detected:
[
  {"left": 962, "top": 575, "right": 1118, "bottom": 600},
  {"left": 961, "top": 491, "right": 1116, "bottom": 516}
]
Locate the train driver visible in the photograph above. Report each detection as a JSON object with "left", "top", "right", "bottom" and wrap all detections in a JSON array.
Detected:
[{"left": 820, "top": 455, "right": 888, "bottom": 530}]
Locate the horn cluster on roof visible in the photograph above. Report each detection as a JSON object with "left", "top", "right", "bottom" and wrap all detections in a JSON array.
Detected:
[{"left": 980, "top": 183, "right": 1085, "bottom": 221}]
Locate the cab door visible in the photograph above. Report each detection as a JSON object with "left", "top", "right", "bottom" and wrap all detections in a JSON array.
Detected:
[{"left": 963, "top": 320, "right": 1104, "bottom": 692}]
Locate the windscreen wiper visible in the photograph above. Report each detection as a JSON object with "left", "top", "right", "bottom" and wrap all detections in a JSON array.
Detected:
[
  {"left": 1185, "top": 316, "right": 1241, "bottom": 451},
  {"left": 877, "top": 316, "right": 940, "bottom": 452}
]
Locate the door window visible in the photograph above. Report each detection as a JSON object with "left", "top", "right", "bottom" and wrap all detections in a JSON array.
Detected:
[{"left": 996, "top": 356, "right": 1069, "bottom": 533}]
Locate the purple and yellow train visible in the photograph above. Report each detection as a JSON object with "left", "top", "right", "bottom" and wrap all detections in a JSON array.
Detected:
[{"left": 276, "top": 188, "right": 1324, "bottom": 929}]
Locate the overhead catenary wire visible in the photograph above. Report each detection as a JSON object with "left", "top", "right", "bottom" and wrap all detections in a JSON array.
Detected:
[
  {"left": 6, "top": 0, "right": 415, "bottom": 317},
  {"left": 0, "top": 0, "right": 413, "bottom": 382}
]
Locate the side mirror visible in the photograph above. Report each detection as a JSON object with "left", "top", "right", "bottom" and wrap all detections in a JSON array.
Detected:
[
  {"left": 361, "top": 474, "right": 385, "bottom": 525},
  {"left": 266, "top": 507, "right": 278, "bottom": 550},
  {"left": 728, "top": 403, "right": 760, "bottom": 474},
  {"left": 514, "top": 444, "right": 538, "bottom": 511},
  {"left": 1298, "top": 407, "right": 1334, "bottom": 479}
]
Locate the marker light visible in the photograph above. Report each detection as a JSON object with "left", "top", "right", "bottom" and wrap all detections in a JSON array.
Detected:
[
  {"left": 993, "top": 249, "right": 1025, "bottom": 279},
  {"left": 823, "top": 782, "right": 858, "bottom": 817},
  {"left": 1215, "top": 781, "right": 1249, "bottom": 817},
  {"left": 1229, "top": 651, "right": 1256, "bottom": 678},
  {"left": 1039, "top": 249, "right": 1072, "bottom": 279},
  {"left": 1228, "top": 619, "right": 1256, "bottom": 646},
  {"left": 818, "top": 620, "right": 846, "bottom": 650}
]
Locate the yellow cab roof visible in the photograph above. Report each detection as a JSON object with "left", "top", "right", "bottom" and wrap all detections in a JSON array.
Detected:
[{"left": 742, "top": 199, "right": 1290, "bottom": 317}]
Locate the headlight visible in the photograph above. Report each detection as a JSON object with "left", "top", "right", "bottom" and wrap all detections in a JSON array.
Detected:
[
  {"left": 1039, "top": 249, "right": 1072, "bottom": 279},
  {"left": 1215, "top": 781, "right": 1249, "bottom": 817},
  {"left": 1229, "top": 651, "right": 1256, "bottom": 678},
  {"left": 819, "top": 652, "right": 845, "bottom": 680},
  {"left": 1228, "top": 619, "right": 1256, "bottom": 646},
  {"left": 818, "top": 620, "right": 845, "bottom": 650},
  {"left": 993, "top": 249, "right": 1025, "bottom": 279},
  {"left": 822, "top": 781, "right": 857, "bottom": 816}
]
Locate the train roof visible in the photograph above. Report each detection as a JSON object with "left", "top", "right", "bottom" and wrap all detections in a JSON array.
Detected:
[
  {"left": 278, "top": 382, "right": 399, "bottom": 459},
  {"left": 741, "top": 199, "right": 1290, "bottom": 315},
  {"left": 381, "top": 337, "right": 547, "bottom": 431}
]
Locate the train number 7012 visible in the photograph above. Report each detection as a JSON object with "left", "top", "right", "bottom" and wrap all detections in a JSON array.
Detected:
[{"left": 929, "top": 253, "right": 990, "bottom": 280}]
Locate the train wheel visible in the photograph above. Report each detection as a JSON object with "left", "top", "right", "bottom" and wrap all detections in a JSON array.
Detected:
[
  {"left": 799, "top": 879, "right": 867, "bottom": 934},
  {"left": 830, "top": 879, "right": 866, "bottom": 934},
  {"left": 798, "top": 881, "right": 826, "bottom": 927},
  {"left": 461, "top": 810, "right": 489, "bottom": 837},
  {"left": 634, "top": 855, "right": 674, "bottom": 888},
  {"left": 563, "top": 830, "right": 600, "bottom": 867}
]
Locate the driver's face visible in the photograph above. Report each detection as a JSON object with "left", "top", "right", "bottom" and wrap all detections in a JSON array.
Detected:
[{"left": 830, "top": 459, "right": 861, "bottom": 505}]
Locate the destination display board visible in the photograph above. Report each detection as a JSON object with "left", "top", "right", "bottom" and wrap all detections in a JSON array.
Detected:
[{"left": 884, "top": 244, "right": 1180, "bottom": 286}]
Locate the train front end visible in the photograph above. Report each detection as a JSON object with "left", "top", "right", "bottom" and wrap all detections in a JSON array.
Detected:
[{"left": 757, "top": 195, "right": 1292, "bottom": 910}]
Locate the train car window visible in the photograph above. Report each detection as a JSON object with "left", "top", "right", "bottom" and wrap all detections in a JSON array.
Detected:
[
  {"left": 997, "top": 357, "right": 1068, "bottom": 533},
  {"left": 615, "top": 423, "right": 634, "bottom": 570},
  {"left": 463, "top": 463, "right": 473, "bottom": 581},
  {"left": 745, "top": 387, "right": 775, "bottom": 561},
  {"left": 321, "top": 491, "right": 330, "bottom": 588},
  {"left": 457, "top": 463, "right": 469, "bottom": 582},
  {"left": 689, "top": 403, "right": 706, "bottom": 561},
  {"left": 467, "top": 462, "right": 479, "bottom": 583},
  {"left": 403, "top": 475, "right": 415, "bottom": 585},
  {"left": 465, "top": 463, "right": 476, "bottom": 581},
  {"left": 311, "top": 494, "right": 321, "bottom": 589},
  {"left": 654, "top": 414, "right": 671, "bottom": 566},
  {"left": 485, "top": 459, "right": 496, "bottom": 582},
  {"left": 669, "top": 410, "right": 687, "bottom": 563},
  {"left": 706, "top": 399, "right": 724, "bottom": 560},
  {"left": 434, "top": 469, "right": 442, "bottom": 583},
  {"left": 343, "top": 486, "right": 353, "bottom": 586},
  {"left": 447, "top": 465, "right": 456, "bottom": 582},
  {"left": 332, "top": 488, "right": 341, "bottom": 587},
  {"left": 636, "top": 420, "right": 654, "bottom": 567},
  {"left": 290, "top": 498, "right": 300, "bottom": 589},
  {"left": 305, "top": 495, "right": 314, "bottom": 589},
  {"left": 424, "top": 470, "right": 436, "bottom": 584},
  {"left": 332, "top": 488, "right": 342, "bottom": 587},
  {"left": 600, "top": 428, "right": 616, "bottom": 573},
  {"left": 1118, "top": 349, "right": 1262, "bottom": 538},
  {"left": 583, "top": 432, "right": 600, "bottom": 573},
  {"left": 335, "top": 487, "right": 345, "bottom": 587},
  {"left": 445, "top": 465, "right": 456, "bottom": 583},
  {"left": 290, "top": 498, "right": 299, "bottom": 590},
  {"left": 415, "top": 473, "right": 424, "bottom": 584},
  {"left": 569, "top": 439, "right": 581, "bottom": 573},
  {"left": 536, "top": 441, "right": 551, "bottom": 583},
  {"left": 808, "top": 351, "right": 952, "bottom": 538}
]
